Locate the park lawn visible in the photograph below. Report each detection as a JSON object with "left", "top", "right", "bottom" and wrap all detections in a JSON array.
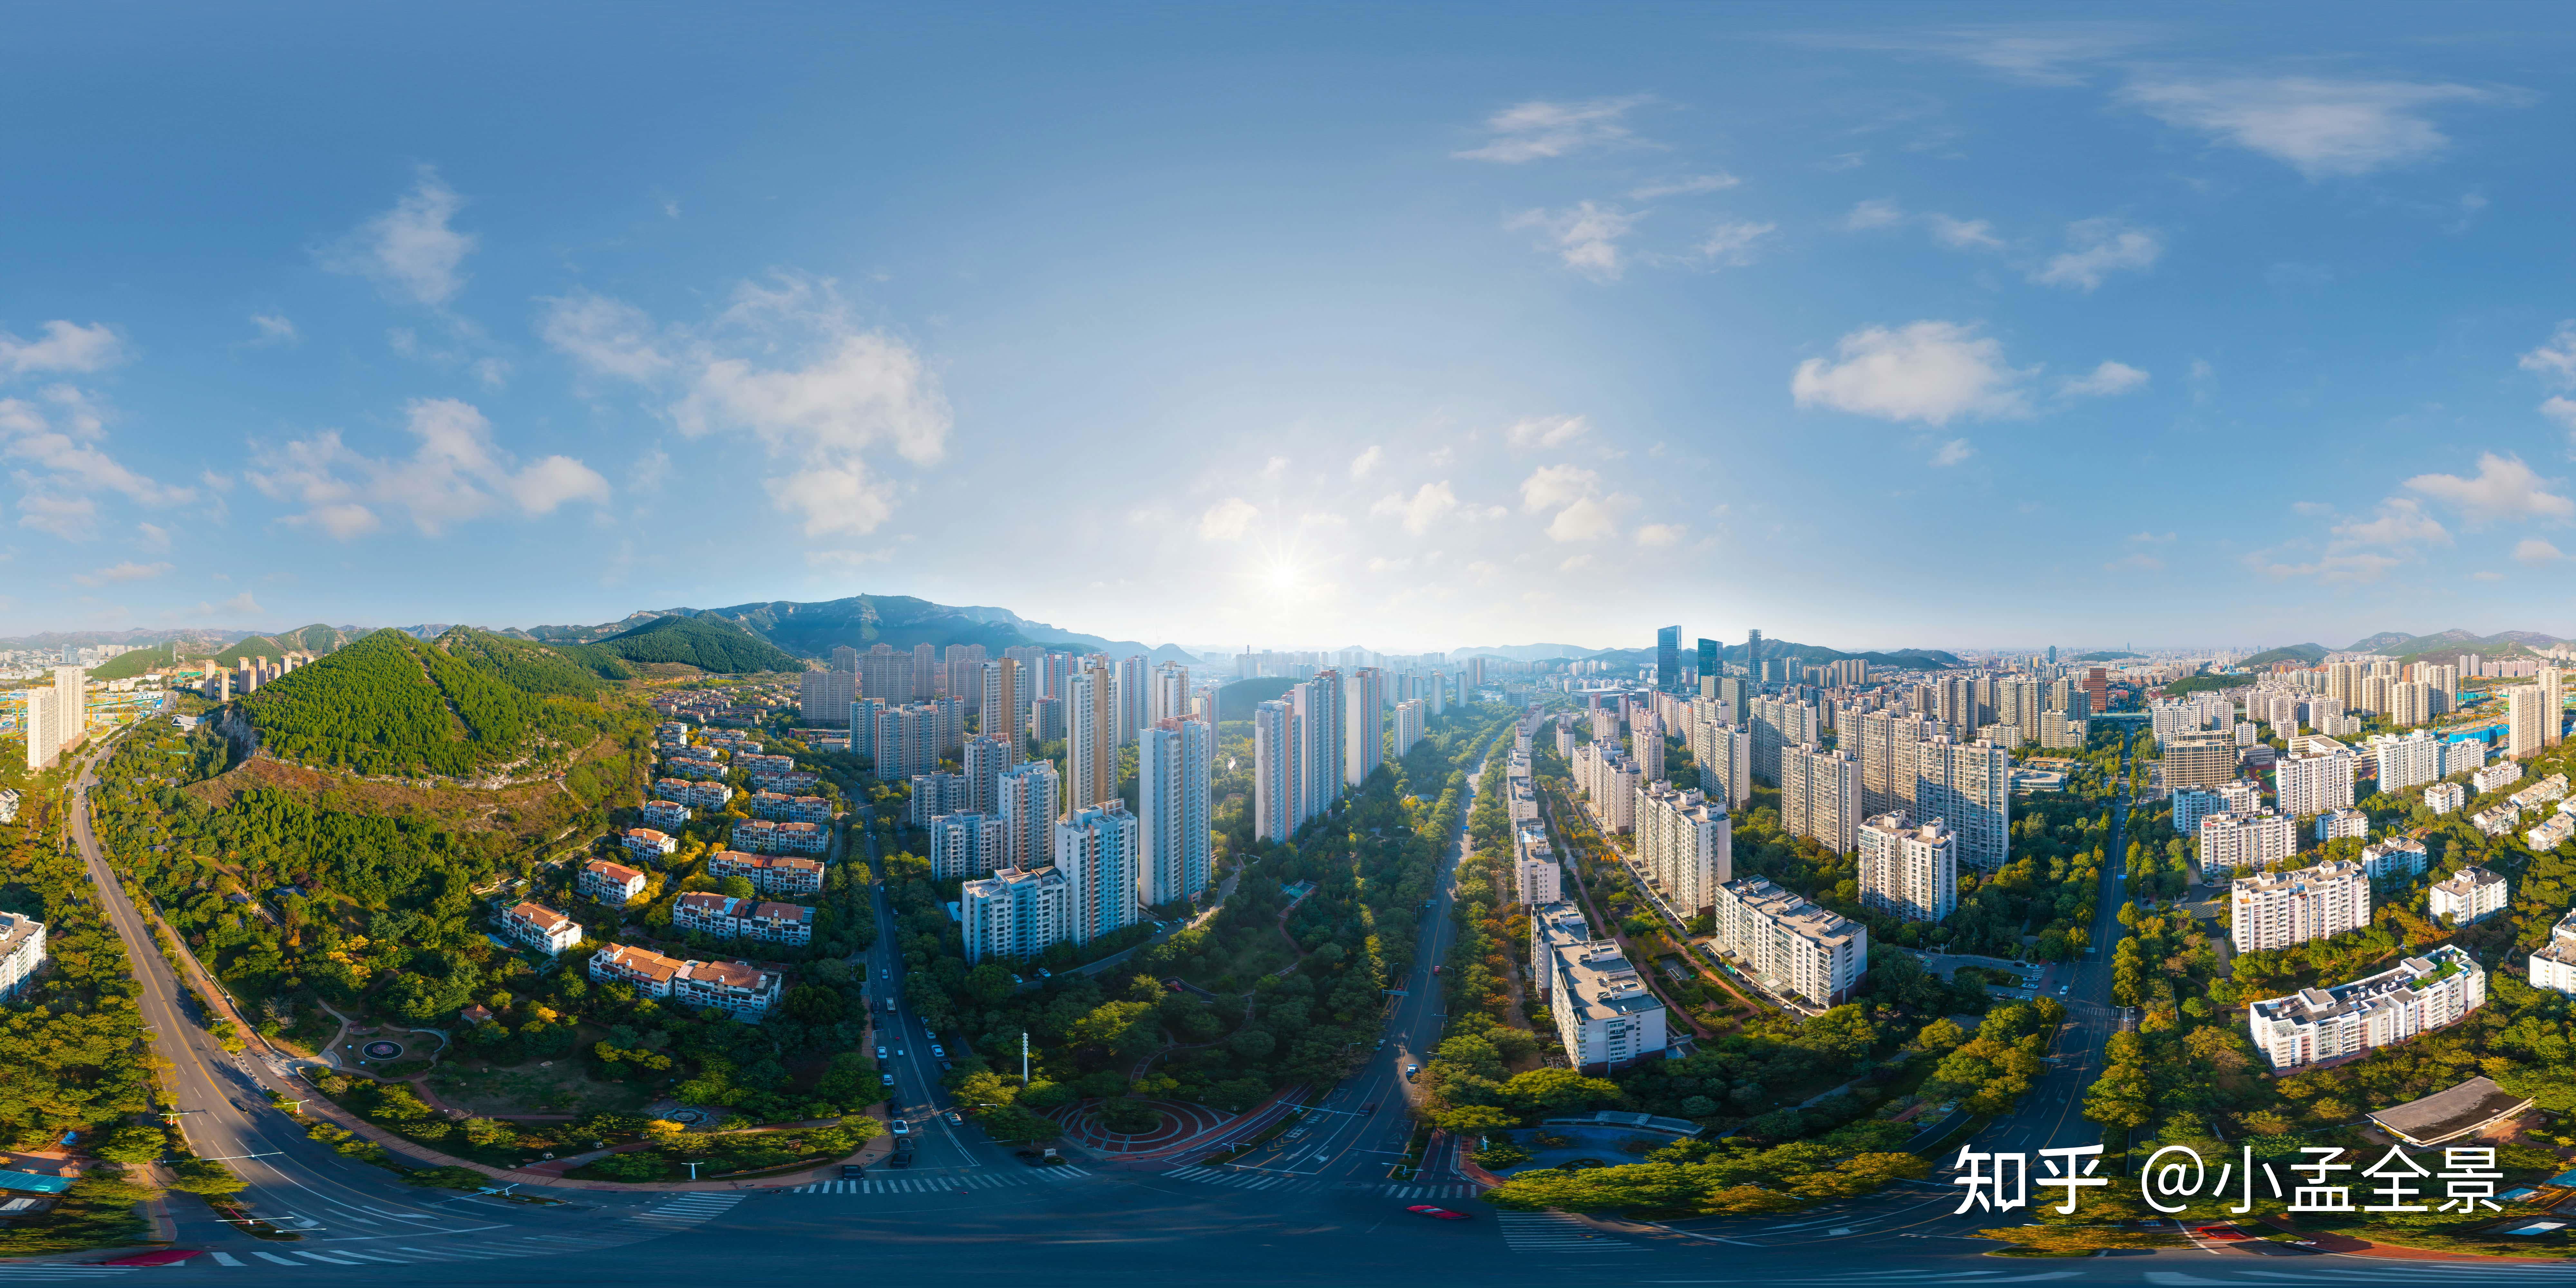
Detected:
[{"left": 426, "top": 1061, "right": 656, "bottom": 1118}]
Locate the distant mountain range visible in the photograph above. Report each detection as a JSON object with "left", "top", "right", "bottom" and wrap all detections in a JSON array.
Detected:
[
  {"left": 504, "top": 595, "right": 1200, "bottom": 667},
  {"left": 2344, "top": 628, "right": 2568, "bottom": 660}
]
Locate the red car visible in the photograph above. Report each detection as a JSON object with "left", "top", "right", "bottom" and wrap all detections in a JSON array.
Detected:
[
  {"left": 95, "top": 1250, "right": 204, "bottom": 1267},
  {"left": 1407, "top": 1205, "right": 1472, "bottom": 1221},
  {"left": 2193, "top": 1225, "right": 2251, "bottom": 1242}
]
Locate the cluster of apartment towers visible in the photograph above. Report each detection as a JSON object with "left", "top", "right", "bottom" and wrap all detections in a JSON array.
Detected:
[{"left": 2151, "top": 661, "right": 2576, "bottom": 1071}]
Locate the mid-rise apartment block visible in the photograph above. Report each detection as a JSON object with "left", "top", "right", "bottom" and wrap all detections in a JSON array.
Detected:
[
  {"left": 579, "top": 859, "right": 648, "bottom": 906},
  {"left": 622, "top": 828, "right": 678, "bottom": 864},
  {"left": 2171, "top": 780, "right": 2262, "bottom": 836},
  {"left": 2360, "top": 837, "right": 2428, "bottom": 881},
  {"left": 2247, "top": 945, "right": 2485, "bottom": 1069},
  {"left": 2474, "top": 760, "right": 2524, "bottom": 795},
  {"left": 960, "top": 866, "right": 1074, "bottom": 965},
  {"left": 2197, "top": 811, "right": 2297, "bottom": 878},
  {"left": 2163, "top": 734, "right": 2240, "bottom": 791},
  {"left": 731, "top": 819, "right": 828, "bottom": 856},
  {"left": 1711, "top": 876, "right": 1868, "bottom": 1008},
  {"left": 2430, "top": 866, "right": 2507, "bottom": 925},
  {"left": 672, "top": 893, "right": 815, "bottom": 946},
  {"left": 1858, "top": 811, "right": 1956, "bottom": 923},
  {"left": 639, "top": 800, "right": 692, "bottom": 831},
  {"left": 2424, "top": 781, "right": 2466, "bottom": 816},
  {"left": 1056, "top": 802, "right": 1141, "bottom": 946},
  {"left": 2229, "top": 860, "right": 2368, "bottom": 953},
  {"left": 2316, "top": 807, "right": 2368, "bottom": 842},
  {"left": 0, "top": 911, "right": 46, "bottom": 1000},
  {"left": 497, "top": 901, "right": 583, "bottom": 956},
  {"left": 705, "top": 851, "right": 825, "bottom": 897},
  {"left": 2276, "top": 750, "right": 2358, "bottom": 819},
  {"left": 2528, "top": 908, "right": 2576, "bottom": 995},
  {"left": 1529, "top": 901, "right": 1668, "bottom": 1074},
  {"left": 1634, "top": 782, "right": 1730, "bottom": 917},
  {"left": 929, "top": 811, "right": 1010, "bottom": 880}
]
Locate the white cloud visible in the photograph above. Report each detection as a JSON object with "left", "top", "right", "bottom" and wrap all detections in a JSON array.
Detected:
[
  {"left": 0, "top": 321, "right": 126, "bottom": 376},
  {"left": 1791, "top": 320, "right": 2030, "bottom": 424},
  {"left": 17, "top": 495, "right": 96, "bottom": 539},
  {"left": 1693, "top": 220, "right": 1777, "bottom": 267},
  {"left": 218, "top": 591, "right": 263, "bottom": 619},
  {"left": 2031, "top": 219, "right": 2161, "bottom": 291},
  {"left": 2061, "top": 360, "right": 2150, "bottom": 397},
  {"left": 1629, "top": 173, "right": 1739, "bottom": 199},
  {"left": 2473, "top": 570, "right": 2506, "bottom": 581},
  {"left": 137, "top": 522, "right": 170, "bottom": 551},
  {"left": 1455, "top": 97, "right": 1648, "bottom": 163},
  {"left": 73, "top": 560, "right": 172, "bottom": 586},
  {"left": 2545, "top": 398, "right": 2576, "bottom": 433},
  {"left": 2243, "top": 550, "right": 2404, "bottom": 583},
  {"left": 1261, "top": 455, "right": 1288, "bottom": 480},
  {"left": 1930, "top": 437, "right": 1975, "bottom": 466},
  {"left": 2104, "top": 552, "right": 2164, "bottom": 573},
  {"left": 1635, "top": 523, "right": 1684, "bottom": 547},
  {"left": 2332, "top": 497, "right": 2449, "bottom": 549},
  {"left": 2402, "top": 453, "right": 2574, "bottom": 526},
  {"left": 2129, "top": 531, "right": 2175, "bottom": 543},
  {"left": 0, "top": 386, "right": 193, "bottom": 510},
  {"left": 246, "top": 314, "right": 299, "bottom": 348},
  {"left": 1546, "top": 496, "right": 1620, "bottom": 542},
  {"left": 248, "top": 397, "right": 608, "bottom": 538},
  {"left": 1817, "top": 151, "right": 1868, "bottom": 172},
  {"left": 1349, "top": 445, "right": 1383, "bottom": 479},
  {"left": 320, "top": 166, "right": 477, "bottom": 306},
  {"left": 1789, "top": 25, "right": 2152, "bottom": 88},
  {"left": 1924, "top": 214, "right": 2003, "bottom": 250},
  {"left": 1519, "top": 464, "right": 1601, "bottom": 513},
  {"left": 1507, "top": 414, "right": 1591, "bottom": 449},
  {"left": 2119, "top": 76, "right": 2510, "bottom": 178},
  {"left": 2523, "top": 324, "right": 2576, "bottom": 436},
  {"left": 1843, "top": 198, "right": 1906, "bottom": 230},
  {"left": 1370, "top": 482, "right": 1459, "bottom": 535},
  {"left": 1508, "top": 202, "right": 1639, "bottom": 280},
  {"left": 1197, "top": 497, "right": 1257, "bottom": 541},
  {"left": 2516, "top": 538, "right": 2565, "bottom": 566},
  {"left": 540, "top": 276, "right": 949, "bottom": 537}
]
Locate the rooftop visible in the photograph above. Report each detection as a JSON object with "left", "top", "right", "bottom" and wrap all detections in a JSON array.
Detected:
[{"left": 2368, "top": 1076, "right": 2535, "bottom": 1147}]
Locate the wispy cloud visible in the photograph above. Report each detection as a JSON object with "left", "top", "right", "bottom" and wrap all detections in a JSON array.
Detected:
[
  {"left": 1455, "top": 96, "right": 1650, "bottom": 163},
  {"left": 2031, "top": 219, "right": 2161, "bottom": 291},
  {"left": 1197, "top": 498, "right": 1257, "bottom": 541},
  {"left": 2061, "top": 360, "right": 2150, "bottom": 397},
  {"left": 1507, "top": 415, "right": 1591, "bottom": 449},
  {"left": 320, "top": 166, "right": 477, "bottom": 306},
  {"left": 1629, "top": 173, "right": 1740, "bottom": 199},
  {"left": 1508, "top": 202, "right": 1639, "bottom": 280},
  {"left": 1370, "top": 482, "right": 1460, "bottom": 535},
  {"left": 1930, "top": 437, "right": 1975, "bottom": 466},
  {"left": 2119, "top": 76, "right": 2518, "bottom": 178},
  {"left": 73, "top": 560, "right": 172, "bottom": 586},
  {"left": 248, "top": 397, "right": 608, "bottom": 539},
  {"left": 1691, "top": 220, "right": 1777, "bottom": 268}
]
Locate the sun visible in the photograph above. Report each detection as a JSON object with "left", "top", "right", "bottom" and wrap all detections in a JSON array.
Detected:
[{"left": 1266, "top": 557, "right": 1301, "bottom": 591}]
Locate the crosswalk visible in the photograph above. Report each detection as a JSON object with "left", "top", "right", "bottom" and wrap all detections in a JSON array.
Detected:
[
  {"left": 632, "top": 1193, "right": 745, "bottom": 1228},
  {"left": 0, "top": 1231, "right": 664, "bottom": 1277},
  {"left": 1493, "top": 1211, "right": 1649, "bottom": 1256},
  {"left": 1374, "top": 1183, "right": 1480, "bottom": 1201},
  {"left": 1156, "top": 1166, "right": 1480, "bottom": 1201},
  {"left": 791, "top": 1166, "right": 1092, "bottom": 1195}
]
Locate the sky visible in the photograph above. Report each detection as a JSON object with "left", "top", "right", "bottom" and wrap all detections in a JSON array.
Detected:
[{"left": 7, "top": 4, "right": 2576, "bottom": 656}]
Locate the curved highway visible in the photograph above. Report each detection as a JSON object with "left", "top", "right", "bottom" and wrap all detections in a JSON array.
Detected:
[{"left": 23, "top": 725, "right": 2572, "bottom": 1285}]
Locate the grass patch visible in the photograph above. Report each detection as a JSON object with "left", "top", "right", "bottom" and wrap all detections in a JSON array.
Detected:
[{"left": 427, "top": 1061, "right": 654, "bottom": 1117}]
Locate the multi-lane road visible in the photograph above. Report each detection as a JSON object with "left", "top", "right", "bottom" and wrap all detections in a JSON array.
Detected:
[{"left": 23, "top": 725, "right": 2568, "bottom": 1285}]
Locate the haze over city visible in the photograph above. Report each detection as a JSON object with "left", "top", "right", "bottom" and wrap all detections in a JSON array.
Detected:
[{"left": 7, "top": 7, "right": 2576, "bottom": 652}]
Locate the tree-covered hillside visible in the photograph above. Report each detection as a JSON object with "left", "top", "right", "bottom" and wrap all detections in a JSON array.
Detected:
[
  {"left": 591, "top": 614, "right": 802, "bottom": 674},
  {"left": 245, "top": 629, "right": 621, "bottom": 777},
  {"left": 88, "top": 644, "right": 184, "bottom": 682},
  {"left": 2239, "top": 643, "right": 2327, "bottom": 668}
]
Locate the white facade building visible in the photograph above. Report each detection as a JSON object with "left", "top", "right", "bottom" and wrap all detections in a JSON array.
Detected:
[
  {"left": 997, "top": 761, "right": 1060, "bottom": 873},
  {"left": 2424, "top": 781, "right": 2466, "bottom": 816},
  {"left": 497, "top": 901, "right": 583, "bottom": 956},
  {"left": 1711, "top": 876, "right": 1868, "bottom": 1008},
  {"left": 2474, "top": 759, "right": 2524, "bottom": 795},
  {"left": 959, "top": 866, "right": 1073, "bottom": 964},
  {"left": 2429, "top": 866, "right": 2508, "bottom": 926},
  {"left": 1137, "top": 717, "right": 1214, "bottom": 906},
  {"left": 2229, "top": 860, "right": 2369, "bottom": 953},
  {"left": 1634, "top": 782, "right": 1731, "bottom": 917},
  {"left": 2360, "top": 838, "right": 2429, "bottom": 881},
  {"left": 2528, "top": 908, "right": 2576, "bottom": 996},
  {"left": 2277, "top": 750, "right": 2358, "bottom": 819},
  {"left": 2316, "top": 808, "right": 2369, "bottom": 842},
  {"left": 1528, "top": 902, "right": 1668, "bottom": 1074},
  {"left": 2197, "top": 810, "right": 2297, "bottom": 877},
  {"left": 1858, "top": 810, "right": 1957, "bottom": 924},
  {"left": 1056, "top": 802, "right": 1141, "bottom": 945},
  {"left": 0, "top": 911, "right": 45, "bottom": 1000},
  {"left": 929, "top": 811, "right": 1011, "bottom": 881},
  {"left": 1778, "top": 744, "right": 1861, "bottom": 854},
  {"left": 2247, "top": 946, "right": 2485, "bottom": 1070}
]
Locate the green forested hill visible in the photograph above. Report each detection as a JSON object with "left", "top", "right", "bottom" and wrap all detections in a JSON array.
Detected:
[
  {"left": 89, "top": 643, "right": 184, "bottom": 681},
  {"left": 245, "top": 629, "right": 620, "bottom": 776},
  {"left": 435, "top": 627, "right": 626, "bottom": 695},
  {"left": 2240, "top": 643, "right": 2328, "bottom": 668},
  {"left": 592, "top": 614, "right": 802, "bottom": 673}
]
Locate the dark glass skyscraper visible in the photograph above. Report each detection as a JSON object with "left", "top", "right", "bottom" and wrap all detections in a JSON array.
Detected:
[
  {"left": 1747, "top": 630, "right": 1763, "bottom": 686},
  {"left": 1697, "top": 638, "right": 1719, "bottom": 684},
  {"left": 1656, "top": 626, "right": 1680, "bottom": 694}
]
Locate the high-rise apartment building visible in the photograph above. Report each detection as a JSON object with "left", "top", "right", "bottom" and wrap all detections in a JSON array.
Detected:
[
  {"left": 1113, "top": 654, "right": 1150, "bottom": 746},
  {"left": 1858, "top": 810, "right": 1956, "bottom": 923},
  {"left": 1253, "top": 699, "right": 1299, "bottom": 843},
  {"left": 857, "top": 644, "right": 912, "bottom": 703},
  {"left": 1914, "top": 736, "right": 2010, "bottom": 869},
  {"left": 1151, "top": 660, "right": 1189, "bottom": 725},
  {"left": 22, "top": 687, "right": 63, "bottom": 772},
  {"left": 1711, "top": 876, "right": 1868, "bottom": 1007},
  {"left": 1296, "top": 671, "right": 1346, "bottom": 823},
  {"left": 996, "top": 761, "right": 1060, "bottom": 872},
  {"left": 2277, "top": 748, "right": 2358, "bottom": 819},
  {"left": 961, "top": 733, "right": 1012, "bottom": 812},
  {"left": 1634, "top": 782, "right": 1730, "bottom": 917},
  {"left": 1393, "top": 699, "right": 1426, "bottom": 760},
  {"left": 913, "top": 642, "right": 938, "bottom": 700},
  {"left": 1345, "top": 667, "right": 1386, "bottom": 786},
  {"left": 1064, "top": 662, "right": 1116, "bottom": 814},
  {"left": 2163, "top": 734, "right": 2240, "bottom": 791},
  {"left": 2511, "top": 679, "right": 2555, "bottom": 758},
  {"left": 1778, "top": 744, "right": 1861, "bottom": 854},
  {"left": 928, "top": 812, "right": 1010, "bottom": 880},
  {"left": 1656, "top": 626, "right": 1681, "bottom": 694},
  {"left": 980, "top": 659, "right": 1026, "bottom": 751},
  {"left": 2230, "top": 859, "right": 2369, "bottom": 953},
  {"left": 944, "top": 644, "right": 989, "bottom": 711},
  {"left": 1055, "top": 802, "right": 1141, "bottom": 945},
  {"left": 2198, "top": 810, "right": 2297, "bottom": 877},
  {"left": 1137, "top": 717, "right": 1213, "bottom": 907},
  {"left": 959, "top": 866, "right": 1072, "bottom": 965},
  {"left": 800, "top": 667, "right": 858, "bottom": 725}
]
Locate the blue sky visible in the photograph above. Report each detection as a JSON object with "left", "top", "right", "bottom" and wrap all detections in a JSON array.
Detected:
[{"left": 7, "top": 5, "right": 2576, "bottom": 654}]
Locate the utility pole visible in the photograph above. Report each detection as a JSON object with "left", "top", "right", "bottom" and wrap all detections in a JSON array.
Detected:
[
  {"left": 1020, "top": 1031, "right": 1029, "bottom": 1085},
  {"left": 686, "top": 1161, "right": 701, "bottom": 1180}
]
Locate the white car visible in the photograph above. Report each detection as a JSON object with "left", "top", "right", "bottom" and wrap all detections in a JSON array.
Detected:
[{"left": 890, "top": 1119, "right": 910, "bottom": 1136}]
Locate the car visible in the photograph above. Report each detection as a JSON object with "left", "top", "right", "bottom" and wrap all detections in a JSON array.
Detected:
[
  {"left": 1406, "top": 1205, "right": 1472, "bottom": 1221},
  {"left": 881, "top": 1073, "right": 895, "bottom": 1086},
  {"left": 1037, "top": 967, "right": 1051, "bottom": 979},
  {"left": 895, "top": 1048, "right": 905, "bottom": 1057},
  {"left": 876, "top": 1045, "right": 888, "bottom": 1059},
  {"left": 1404, "top": 1064, "right": 1420, "bottom": 1080},
  {"left": 839, "top": 1163, "right": 867, "bottom": 1179},
  {"left": 945, "top": 1112, "right": 964, "bottom": 1126},
  {"left": 880, "top": 967, "right": 888, "bottom": 980},
  {"left": 1374, "top": 1038, "right": 1385, "bottom": 1050},
  {"left": 1431, "top": 965, "right": 1442, "bottom": 975},
  {"left": 890, "top": 1120, "right": 910, "bottom": 1136},
  {"left": 939, "top": 1060, "right": 953, "bottom": 1071},
  {"left": 890, "top": 1151, "right": 913, "bottom": 1169},
  {"left": 2193, "top": 1225, "right": 2251, "bottom": 1242},
  {"left": 2058, "top": 984, "right": 2070, "bottom": 995},
  {"left": 930, "top": 1044, "right": 945, "bottom": 1058}
]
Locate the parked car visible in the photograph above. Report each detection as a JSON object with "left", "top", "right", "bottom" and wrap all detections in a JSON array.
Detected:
[
  {"left": 890, "top": 1120, "right": 910, "bottom": 1136},
  {"left": 945, "top": 1112, "right": 964, "bottom": 1126},
  {"left": 881, "top": 1073, "right": 895, "bottom": 1087},
  {"left": 839, "top": 1163, "right": 867, "bottom": 1179},
  {"left": 1404, "top": 1064, "right": 1420, "bottom": 1080},
  {"left": 930, "top": 1044, "right": 945, "bottom": 1058},
  {"left": 876, "top": 1045, "right": 888, "bottom": 1059}
]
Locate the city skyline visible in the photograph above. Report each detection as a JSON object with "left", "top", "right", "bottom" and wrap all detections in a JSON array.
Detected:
[{"left": 9, "top": 6, "right": 2576, "bottom": 653}]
